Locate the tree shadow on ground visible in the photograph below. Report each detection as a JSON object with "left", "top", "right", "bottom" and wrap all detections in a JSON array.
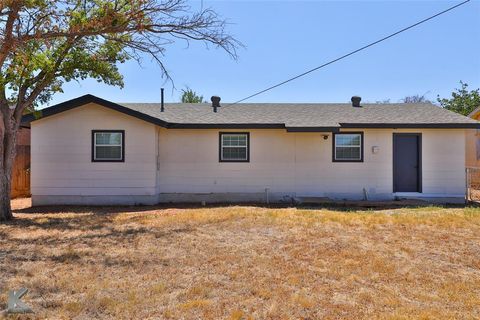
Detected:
[
  {"left": 6, "top": 198, "right": 470, "bottom": 238},
  {"left": 4, "top": 213, "right": 116, "bottom": 231},
  {"left": 0, "top": 221, "right": 194, "bottom": 278},
  {"left": 12, "top": 200, "right": 467, "bottom": 216}
]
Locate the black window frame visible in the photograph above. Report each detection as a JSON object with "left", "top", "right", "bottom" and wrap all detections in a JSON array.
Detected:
[
  {"left": 92, "top": 130, "right": 125, "bottom": 163},
  {"left": 332, "top": 131, "right": 364, "bottom": 162},
  {"left": 219, "top": 132, "right": 250, "bottom": 163}
]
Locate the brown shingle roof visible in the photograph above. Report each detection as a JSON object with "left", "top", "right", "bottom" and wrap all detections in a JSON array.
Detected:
[
  {"left": 121, "top": 101, "right": 480, "bottom": 129},
  {"left": 23, "top": 94, "right": 480, "bottom": 131}
]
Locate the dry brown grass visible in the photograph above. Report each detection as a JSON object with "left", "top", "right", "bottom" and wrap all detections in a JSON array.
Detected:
[{"left": 1, "top": 198, "right": 479, "bottom": 319}]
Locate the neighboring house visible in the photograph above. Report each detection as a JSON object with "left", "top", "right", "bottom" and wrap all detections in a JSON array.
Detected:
[
  {"left": 11, "top": 126, "right": 31, "bottom": 198},
  {"left": 22, "top": 94, "right": 480, "bottom": 205},
  {"left": 466, "top": 106, "right": 480, "bottom": 168}
]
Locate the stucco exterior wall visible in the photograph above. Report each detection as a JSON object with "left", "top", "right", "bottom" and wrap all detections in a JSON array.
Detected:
[
  {"left": 465, "top": 112, "right": 480, "bottom": 168},
  {"left": 157, "top": 128, "right": 466, "bottom": 201},
  {"left": 30, "top": 104, "right": 466, "bottom": 204},
  {"left": 465, "top": 129, "right": 478, "bottom": 168},
  {"left": 31, "top": 103, "right": 157, "bottom": 205},
  {"left": 421, "top": 129, "right": 465, "bottom": 195}
]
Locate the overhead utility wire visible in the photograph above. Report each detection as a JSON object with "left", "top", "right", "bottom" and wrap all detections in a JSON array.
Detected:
[{"left": 229, "top": 0, "right": 471, "bottom": 105}]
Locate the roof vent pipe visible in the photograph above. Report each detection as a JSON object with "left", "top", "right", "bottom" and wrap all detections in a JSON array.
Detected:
[
  {"left": 351, "top": 96, "right": 361, "bottom": 107},
  {"left": 161, "top": 88, "right": 165, "bottom": 112},
  {"left": 211, "top": 96, "right": 221, "bottom": 113}
]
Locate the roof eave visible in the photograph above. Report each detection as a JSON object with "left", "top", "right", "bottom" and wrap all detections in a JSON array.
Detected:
[
  {"left": 285, "top": 126, "right": 340, "bottom": 132},
  {"left": 168, "top": 123, "right": 285, "bottom": 129},
  {"left": 339, "top": 123, "right": 480, "bottom": 129},
  {"left": 22, "top": 94, "right": 170, "bottom": 128},
  {"left": 168, "top": 124, "right": 340, "bottom": 132}
]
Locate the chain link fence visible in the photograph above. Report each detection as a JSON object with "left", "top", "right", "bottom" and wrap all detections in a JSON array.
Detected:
[{"left": 466, "top": 167, "right": 480, "bottom": 203}]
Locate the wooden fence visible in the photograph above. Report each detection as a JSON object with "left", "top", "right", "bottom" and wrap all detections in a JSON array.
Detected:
[{"left": 11, "top": 145, "right": 31, "bottom": 198}]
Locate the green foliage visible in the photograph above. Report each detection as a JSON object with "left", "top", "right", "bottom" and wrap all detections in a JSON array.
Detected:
[
  {"left": 0, "top": 0, "right": 239, "bottom": 109},
  {"left": 181, "top": 87, "right": 205, "bottom": 103},
  {"left": 4, "top": 37, "right": 126, "bottom": 107},
  {"left": 1, "top": 1, "right": 134, "bottom": 107},
  {"left": 437, "top": 81, "right": 480, "bottom": 116}
]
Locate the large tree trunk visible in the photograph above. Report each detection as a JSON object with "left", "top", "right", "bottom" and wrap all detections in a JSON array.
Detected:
[
  {"left": 0, "top": 166, "right": 13, "bottom": 221},
  {"left": 0, "top": 105, "right": 18, "bottom": 222}
]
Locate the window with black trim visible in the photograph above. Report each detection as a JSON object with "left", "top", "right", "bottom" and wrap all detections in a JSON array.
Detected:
[
  {"left": 333, "top": 132, "right": 363, "bottom": 162},
  {"left": 92, "top": 130, "right": 125, "bottom": 162},
  {"left": 219, "top": 132, "right": 249, "bottom": 162}
]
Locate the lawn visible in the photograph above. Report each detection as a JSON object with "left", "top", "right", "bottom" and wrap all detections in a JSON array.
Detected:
[{"left": 1, "top": 199, "right": 480, "bottom": 319}]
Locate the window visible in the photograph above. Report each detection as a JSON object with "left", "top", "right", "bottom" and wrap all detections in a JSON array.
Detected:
[
  {"left": 219, "top": 132, "right": 249, "bottom": 162},
  {"left": 92, "top": 130, "right": 124, "bottom": 162},
  {"left": 333, "top": 132, "right": 363, "bottom": 162}
]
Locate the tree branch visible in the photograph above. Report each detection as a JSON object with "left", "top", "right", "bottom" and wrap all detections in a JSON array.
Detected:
[{"left": 0, "top": 3, "right": 20, "bottom": 69}]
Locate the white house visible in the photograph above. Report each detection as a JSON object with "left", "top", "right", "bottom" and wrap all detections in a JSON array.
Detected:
[{"left": 23, "top": 94, "right": 480, "bottom": 205}]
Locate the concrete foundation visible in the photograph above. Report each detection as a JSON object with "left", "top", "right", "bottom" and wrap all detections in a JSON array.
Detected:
[
  {"left": 32, "top": 195, "right": 160, "bottom": 206},
  {"left": 32, "top": 192, "right": 466, "bottom": 206}
]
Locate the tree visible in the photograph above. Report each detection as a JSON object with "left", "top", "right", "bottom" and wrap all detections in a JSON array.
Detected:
[
  {"left": 181, "top": 87, "right": 205, "bottom": 103},
  {"left": 0, "top": 0, "right": 239, "bottom": 221},
  {"left": 402, "top": 94, "right": 430, "bottom": 103},
  {"left": 437, "top": 81, "right": 480, "bottom": 116}
]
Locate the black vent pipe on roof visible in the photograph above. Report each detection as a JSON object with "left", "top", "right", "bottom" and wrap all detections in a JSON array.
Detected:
[
  {"left": 351, "top": 96, "right": 361, "bottom": 107},
  {"left": 161, "top": 88, "right": 165, "bottom": 112},
  {"left": 211, "top": 96, "right": 221, "bottom": 113}
]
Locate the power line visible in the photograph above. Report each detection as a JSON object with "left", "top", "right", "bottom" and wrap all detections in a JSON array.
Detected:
[{"left": 230, "top": 0, "right": 470, "bottom": 105}]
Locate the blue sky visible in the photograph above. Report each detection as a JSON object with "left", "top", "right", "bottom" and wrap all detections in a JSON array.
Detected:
[{"left": 49, "top": 0, "right": 480, "bottom": 106}]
